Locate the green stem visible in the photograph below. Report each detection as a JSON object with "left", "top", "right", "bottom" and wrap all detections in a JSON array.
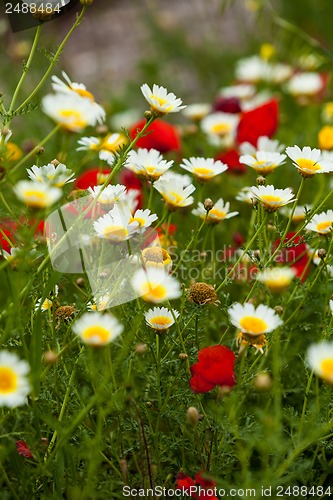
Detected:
[
  {"left": 7, "top": 24, "right": 43, "bottom": 120},
  {"left": 14, "top": 7, "right": 87, "bottom": 116},
  {"left": 172, "top": 214, "right": 208, "bottom": 275},
  {"left": 216, "top": 213, "right": 268, "bottom": 292},
  {"left": 267, "top": 177, "right": 305, "bottom": 266}
]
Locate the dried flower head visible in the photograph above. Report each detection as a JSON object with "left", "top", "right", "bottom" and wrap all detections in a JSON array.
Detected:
[{"left": 188, "top": 282, "right": 220, "bottom": 306}]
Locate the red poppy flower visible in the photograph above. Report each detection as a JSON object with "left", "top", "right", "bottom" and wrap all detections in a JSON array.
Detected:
[
  {"left": 130, "top": 119, "right": 181, "bottom": 154},
  {"left": 236, "top": 99, "right": 278, "bottom": 146},
  {"left": 214, "top": 149, "right": 246, "bottom": 175},
  {"left": 190, "top": 345, "right": 236, "bottom": 393},
  {"left": 176, "top": 471, "right": 218, "bottom": 499},
  {"left": 16, "top": 440, "right": 33, "bottom": 459},
  {"left": 213, "top": 96, "right": 242, "bottom": 114},
  {"left": 75, "top": 168, "right": 112, "bottom": 190},
  {"left": 272, "top": 231, "right": 310, "bottom": 282}
]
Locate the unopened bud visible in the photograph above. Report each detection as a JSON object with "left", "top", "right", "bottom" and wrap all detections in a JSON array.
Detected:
[
  {"left": 76, "top": 277, "right": 85, "bottom": 288},
  {"left": 187, "top": 406, "right": 200, "bottom": 426},
  {"left": 1, "top": 127, "right": 10, "bottom": 137},
  {"left": 274, "top": 305, "right": 283, "bottom": 315},
  {"left": 256, "top": 176, "right": 266, "bottom": 186},
  {"left": 318, "top": 248, "right": 327, "bottom": 260},
  {"left": 144, "top": 110, "right": 152, "bottom": 121},
  {"left": 179, "top": 352, "right": 188, "bottom": 360},
  {"left": 43, "top": 350, "right": 58, "bottom": 365},
  {"left": 35, "top": 147, "right": 45, "bottom": 156},
  {"left": 135, "top": 343, "right": 148, "bottom": 354},
  {"left": 50, "top": 159, "right": 60, "bottom": 166},
  {"left": 80, "top": 0, "right": 94, "bottom": 5},
  {"left": 254, "top": 372, "right": 272, "bottom": 391},
  {"left": 203, "top": 198, "right": 214, "bottom": 211}
]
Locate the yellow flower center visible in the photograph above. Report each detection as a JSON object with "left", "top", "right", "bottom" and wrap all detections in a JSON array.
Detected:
[
  {"left": 103, "top": 225, "right": 129, "bottom": 241},
  {"left": 195, "top": 166, "right": 212, "bottom": 175},
  {"left": 151, "top": 94, "right": 167, "bottom": 107},
  {"left": 24, "top": 190, "right": 48, "bottom": 208},
  {"left": 150, "top": 316, "right": 172, "bottom": 327},
  {"left": 82, "top": 326, "right": 110, "bottom": 343},
  {"left": 239, "top": 316, "right": 268, "bottom": 334},
  {"left": 209, "top": 209, "right": 226, "bottom": 220},
  {"left": 316, "top": 221, "right": 332, "bottom": 233},
  {"left": 6, "top": 142, "right": 23, "bottom": 161},
  {"left": 73, "top": 88, "right": 95, "bottom": 101},
  {"left": 296, "top": 158, "right": 321, "bottom": 172},
  {"left": 101, "top": 134, "right": 127, "bottom": 153},
  {"left": 211, "top": 123, "right": 231, "bottom": 136},
  {"left": 130, "top": 216, "right": 145, "bottom": 227},
  {"left": 320, "top": 359, "right": 333, "bottom": 381},
  {"left": 0, "top": 367, "right": 17, "bottom": 394},
  {"left": 59, "top": 110, "right": 87, "bottom": 130},
  {"left": 264, "top": 276, "right": 292, "bottom": 291},
  {"left": 253, "top": 161, "right": 276, "bottom": 172},
  {"left": 260, "top": 195, "right": 283, "bottom": 204},
  {"left": 143, "top": 283, "right": 167, "bottom": 301}
]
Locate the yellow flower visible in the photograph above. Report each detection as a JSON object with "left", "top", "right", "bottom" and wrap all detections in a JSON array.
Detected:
[{"left": 318, "top": 126, "right": 333, "bottom": 151}]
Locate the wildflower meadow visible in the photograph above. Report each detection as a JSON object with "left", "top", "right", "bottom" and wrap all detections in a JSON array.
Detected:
[{"left": 1, "top": 0, "right": 333, "bottom": 498}]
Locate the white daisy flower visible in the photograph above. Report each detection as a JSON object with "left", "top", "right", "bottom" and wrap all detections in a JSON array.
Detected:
[
  {"left": 240, "top": 136, "right": 286, "bottom": 156},
  {"left": 256, "top": 267, "right": 296, "bottom": 292},
  {"left": 51, "top": 71, "right": 95, "bottom": 100},
  {"left": 77, "top": 136, "right": 101, "bottom": 152},
  {"left": 0, "top": 351, "right": 30, "bottom": 408},
  {"left": 280, "top": 204, "right": 312, "bottom": 223},
  {"left": 153, "top": 177, "right": 195, "bottom": 209},
  {"left": 141, "top": 83, "right": 186, "bottom": 114},
  {"left": 42, "top": 93, "right": 105, "bottom": 132},
  {"left": 268, "top": 63, "right": 293, "bottom": 84},
  {"left": 182, "top": 103, "right": 211, "bottom": 121},
  {"left": 35, "top": 298, "right": 53, "bottom": 312},
  {"left": 144, "top": 306, "right": 179, "bottom": 330},
  {"left": 235, "top": 56, "right": 270, "bottom": 83},
  {"left": 27, "top": 163, "right": 75, "bottom": 188},
  {"left": 192, "top": 198, "right": 238, "bottom": 223},
  {"left": 235, "top": 186, "right": 255, "bottom": 205},
  {"left": 218, "top": 84, "right": 256, "bottom": 101},
  {"left": 239, "top": 151, "right": 286, "bottom": 175},
  {"left": 118, "top": 189, "right": 141, "bottom": 214},
  {"left": 285, "top": 72, "right": 323, "bottom": 96},
  {"left": 1, "top": 247, "right": 20, "bottom": 262},
  {"left": 158, "top": 171, "right": 192, "bottom": 187},
  {"left": 305, "top": 210, "right": 333, "bottom": 235},
  {"left": 228, "top": 302, "right": 283, "bottom": 336},
  {"left": 307, "top": 342, "right": 333, "bottom": 384},
  {"left": 132, "top": 268, "right": 181, "bottom": 303},
  {"left": 130, "top": 209, "right": 158, "bottom": 229},
  {"left": 72, "top": 312, "right": 123, "bottom": 346},
  {"left": 88, "top": 184, "right": 127, "bottom": 208},
  {"left": 93, "top": 205, "right": 138, "bottom": 242},
  {"left": 141, "top": 247, "right": 173, "bottom": 273},
  {"left": 125, "top": 148, "right": 173, "bottom": 181},
  {"left": 14, "top": 180, "right": 62, "bottom": 209},
  {"left": 286, "top": 145, "right": 333, "bottom": 177},
  {"left": 201, "top": 112, "right": 239, "bottom": 147},
  {"left": 180, "top": 157, "right": 228, "bottom": 181},
  {"left": 250, "top": 185, "right": 296, "bottom": 212}
]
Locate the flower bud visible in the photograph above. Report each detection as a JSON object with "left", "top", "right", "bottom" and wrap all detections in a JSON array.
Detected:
[
  {"left": 80, "top": 0, "right": 94, "bottom": 5},
  {"left": 179, "top": 352, "right": 188, "bottom": 360},
  {"left": 274, "top": 305, "right": 283, "bottom": 315},
  {"left": 203, "top": 198, "right": 214, "bottom": 211},
  {"left": 318, "top": 248, "right": 327, "bottom": 260},
  {"left": 36, "top": 147, "right": 45, "bottom": 156},
  {"left": 253, "top": 372, "right": 272, "bottom": 391},
  {"left": 187, "top": 406, "right": 200, "bottom": 426},
  {"left": 256, "top": 176, "right": 266, "bottom": 186},
  {"left": 144, "top": 110, "right": 152, "bottom": 121},
  {"left": 50, "top": 159, "right": 60, "bottom": 166},
  {"left": 43, "top": 350, "right": 58, "bottom": 365},
  {"left": 135, "top": 343, "right": 148, "bottom": 354}
]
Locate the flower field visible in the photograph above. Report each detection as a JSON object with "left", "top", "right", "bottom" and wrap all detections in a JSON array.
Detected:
[{"left": 1, "top": 1, "right": 333, "bottom": 498}]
